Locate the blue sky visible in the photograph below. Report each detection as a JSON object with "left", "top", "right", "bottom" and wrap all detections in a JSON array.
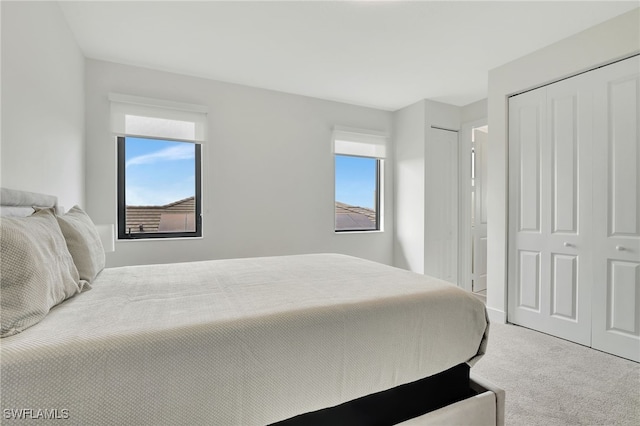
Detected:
[
  {"left": 335, "top": 155, "right": 377, "bottom": 209},
  {"left": 125, "top": 137, "right": 195, "bottom": 206},
  {"left": 125, "top": 138, "right": 376, "bottom": 209}
]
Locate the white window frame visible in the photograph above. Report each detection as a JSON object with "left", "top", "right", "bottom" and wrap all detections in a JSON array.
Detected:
[
  {"left": 333, "top": 126, "right": 388, "bottom": 233},
  {"left": 110, "top": 93, "right": 207, "bottom": 240}
]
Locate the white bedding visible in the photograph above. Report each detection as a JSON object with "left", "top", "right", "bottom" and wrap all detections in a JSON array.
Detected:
[{"left": 0, "top": 254, "right": 488, "bottom": 425}]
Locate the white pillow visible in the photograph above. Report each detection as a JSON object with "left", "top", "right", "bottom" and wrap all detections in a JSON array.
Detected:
[
  {"left": 56, "top": 205, "right": 106, "bottom": 284},
  {"left": 1, "top": 209, "right": 83, "bottom": 337}
]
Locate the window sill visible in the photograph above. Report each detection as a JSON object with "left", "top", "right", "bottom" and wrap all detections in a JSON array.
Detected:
[
  {"left": 116, "top": 236, "right": 204, "bottom": 243},
  {"left": 334, "top": 230, "right": 384, "bottom": 235}
]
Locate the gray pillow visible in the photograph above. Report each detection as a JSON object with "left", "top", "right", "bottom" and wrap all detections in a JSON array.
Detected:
[
  {"left": 56, "top": 205, "right": 106, "bottom": 284},
  {"left": 1, "top": 209, "right": 83, "bottom": 337}
]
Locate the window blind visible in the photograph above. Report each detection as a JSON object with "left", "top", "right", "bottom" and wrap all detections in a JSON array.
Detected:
[
  {"left": 109, "top": 93, "right": 208, "bottom": 143},
  {"left": 333, "top": 126, "right": 387, "bottom": 158}
]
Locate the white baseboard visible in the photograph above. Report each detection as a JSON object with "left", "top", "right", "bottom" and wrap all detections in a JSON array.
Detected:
[{"left": 486, "top": 307, "right": 506, "bottom": 324}]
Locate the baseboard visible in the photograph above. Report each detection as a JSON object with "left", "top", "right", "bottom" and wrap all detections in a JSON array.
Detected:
[{"left": 486, "top": 307, "right": 506, "bottom": 324}]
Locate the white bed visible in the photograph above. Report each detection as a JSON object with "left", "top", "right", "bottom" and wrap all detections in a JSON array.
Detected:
[{"left": 0, "top": 188, "right": 502, "bottom": 425}]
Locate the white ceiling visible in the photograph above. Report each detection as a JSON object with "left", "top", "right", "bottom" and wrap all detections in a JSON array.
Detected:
[{"left": 59, "top": 1, "right": 638, "bottom": 111}]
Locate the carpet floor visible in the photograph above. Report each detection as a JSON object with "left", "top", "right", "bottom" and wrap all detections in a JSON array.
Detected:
[{"left": 472, "top": 322, "right": 640, "bottom": 426}]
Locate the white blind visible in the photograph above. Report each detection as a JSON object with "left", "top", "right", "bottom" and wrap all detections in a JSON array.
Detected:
[
  {"left": 109, "top": 93, "right": 207, "bottom": 142},
  {"left": 333, "top": 126, "right": 387, "bottom": 158}
]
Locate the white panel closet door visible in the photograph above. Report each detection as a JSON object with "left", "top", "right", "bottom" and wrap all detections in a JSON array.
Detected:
[
  {"left": 424, "top": 128, "right": 458, "bottom": 284},
  {"left": 508, "top": 70, "right": 593, "bottom": 346},
  {"left": 509, "top": 87, "right": 548, "bottom": 336},
  {"left": 591, "top": 56, "right": 640, "bottom": 362}
]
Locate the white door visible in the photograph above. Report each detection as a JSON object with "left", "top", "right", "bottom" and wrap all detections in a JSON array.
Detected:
[
  {"left": 472, "top": 129, "right": 488, "bottom": 293},
  {"left": 424, "top": 127, "right": 458, "bottom": 284},
  {"left": 591, "top": 56, "right": 640, "bottom": 362},
  {"left": 508, "top": 69, "right": 594, "bottom": 346}
]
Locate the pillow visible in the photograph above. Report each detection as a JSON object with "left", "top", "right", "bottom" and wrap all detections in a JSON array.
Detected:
[
  {"left": 56, "top": 205, "right": 106, "bottom": 284},
  {"left": 1, "top": 208, "right": 83, "bottom": 337},
  {"left": 0, "top": 206, "right": 35, "bottom": 217}
]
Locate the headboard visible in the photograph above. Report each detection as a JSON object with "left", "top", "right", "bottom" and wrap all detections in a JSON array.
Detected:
[{"left": 0, "top": 188, "right": 60, "bottom": 217}]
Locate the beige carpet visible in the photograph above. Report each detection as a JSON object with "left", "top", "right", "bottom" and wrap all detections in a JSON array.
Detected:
[{"left": 472, "top": 322, "right": 640, "bottom": 426}]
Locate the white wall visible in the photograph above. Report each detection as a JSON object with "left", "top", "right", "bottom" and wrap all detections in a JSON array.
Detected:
[
  {"left": 461, "top": 99, "right": 487, "bottom": 125},
  {"left": 0, "top": 1, "right": 85, "bottom": 209},
  {"left": 85, "top": 60, "right": 394, "bottom": 267},
  {"left": 487, "top": 8, "right": 640, "bottom": 323},
  {"left": 393, "top": 100, "right": 425, "bottom": 272},
  {"left": 393, "top": 99, "right": 461, "bottom": 275}
]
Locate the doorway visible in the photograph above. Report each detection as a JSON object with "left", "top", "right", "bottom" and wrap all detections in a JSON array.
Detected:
[
  {"left": 471, "top": 126, "right": 488, "bottom": 298},
  {"left": 459, "top": 121, "right": 488, "bottom": 301}
]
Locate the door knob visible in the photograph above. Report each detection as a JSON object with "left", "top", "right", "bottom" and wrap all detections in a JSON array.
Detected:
[
  {"left": 615, "top": 245, "right": 625, "bottom": 251},
  {"left": 564, "top": 242, "right": 573, "bottom": 248}
]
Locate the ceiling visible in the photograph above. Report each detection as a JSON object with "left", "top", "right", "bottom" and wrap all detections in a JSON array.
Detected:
[{"left": 58, "top": 1, "right": 638, "bottom": 111}]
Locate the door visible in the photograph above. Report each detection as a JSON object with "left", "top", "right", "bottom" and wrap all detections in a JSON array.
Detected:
[
  {"left": 509, "top": 55, "right": 639, "bottom": 361},
  {"left": 472, "top": 129, "right": 488, "bottom": 293},
  {"left": 508, "top": 69, "right": 593, "bottom": 346},
  {"left": 591, "top": 57, "right": 640, "bottom": 362},
  {"left": 424, "top": 127, "right": 458, "bottom": 284}
]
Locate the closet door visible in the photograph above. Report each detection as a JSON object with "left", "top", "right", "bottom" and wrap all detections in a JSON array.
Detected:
[
  {"left": 424, "top": 127, "right": 458, "bottom": 284},
  {"left": 591, "top": 56, "right": 640, "bottom": 362},
  {"left": 509, "top": 88, "right": 546, "bottom": 337},
  {"left": 508, "top": 71, "right": 593, "bottom": 346}
]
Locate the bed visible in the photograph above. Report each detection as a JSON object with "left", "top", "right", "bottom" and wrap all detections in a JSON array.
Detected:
[{"left": 0, "top": 188, "right": 503, "bottom": 425}]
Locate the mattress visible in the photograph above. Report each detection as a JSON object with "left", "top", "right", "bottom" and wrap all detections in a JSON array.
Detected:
[{"left": 0, "top": 253, "right": 488, "bottom": 425}]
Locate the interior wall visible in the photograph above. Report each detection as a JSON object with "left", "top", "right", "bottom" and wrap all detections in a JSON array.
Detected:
[
  {"left": 461, "top": 98, "right": 487, "bottom": 124},
  {"left": 393, "top": 100, "right": 426, "bottom": 272},
  {"left": 393, "top": 99, "right": 461, "bottom": 275},
  {"left": 487, "top": 8, "right": 640, "bottom": 323},
  {"left": 85, "top": 59, "right": 394, "bottom": 267},
  {"left": 0, "top": 1, "right": 85, "bottom": 209}
]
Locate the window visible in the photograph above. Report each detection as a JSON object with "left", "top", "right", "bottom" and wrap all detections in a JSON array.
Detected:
[
  {"left": 333, "top": 127, "right": 387, "bottom": 232},
  {"left": 110, "top": 93, "right": 207, "bottom": 240},
  {"left": 335, "top": 155, "right": 381, "bottom": 231},
  {"left": 117, "top": 137, "right": 201, "bottom": 239}
]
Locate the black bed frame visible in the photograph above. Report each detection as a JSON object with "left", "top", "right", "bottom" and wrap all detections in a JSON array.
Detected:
[{"left": 271, "top": 363, "right": 473, "bottom": 426}]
